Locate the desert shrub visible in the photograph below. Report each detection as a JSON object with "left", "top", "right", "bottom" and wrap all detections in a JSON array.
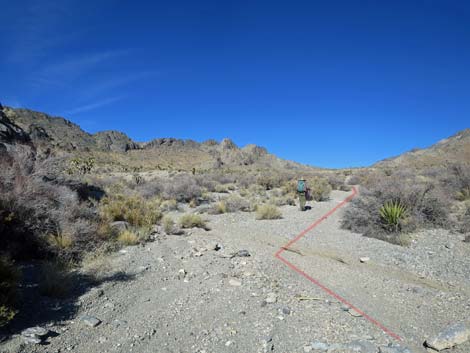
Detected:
[
  {"left": 99, "top": 194, "right": 162, "bottom": 227},
  {"left": 255, "top": 204, "right": 282, "bottom": 220},
  {"left": 117, "top": 230, "right": 140, "bottom": 246},
  {"left": 257, "top": 174, "right": 283, "bottom": 190},
  {"left": 272, "top": 196, "right": 296, "bottom": 206},
  {"left": 346, "top": 174, "right": 362, "bottom": 185},
  {"left": 307, "top": 176, "right": 332, "bottom": 201},
  {"left": 162, "top": 174, "right": 202, "bottom": 202},
  {"left": 162, "top": 216, "right": 175, "bottom": 234},
  {"left": 214, "top": 184, "right": 230, "bottom": 193},
  {"left": 327, "top": 174, "right": 345, "bottom": 190},
  {"left": 456, "top": 187, "right": 470, "bottom": 201},
  {"left": 223, "top": 195, "right": 251, "bottom": 212},
  {"left": 160, "top": 199, "right": 178, "bottom": 212},
  {"left": 441, "top": 163, "right": 470, "bottom": 201},
  {"left": 0, "top": 152, "right": 99, "bottom": 262},
  {"left": 39, "top": 261, "right": 73, "bottom": 298},
  {"left": 179, "top": 214, "right": 208, "bottom": 229},
  {"left": 0, "top": 257, "right": 19, "bottom": 327},
  {"left": 66, "top": 157, "right": 95, "bottom": 175},
  {"left": 342, "top": 176, "right": 451, "bottom": 244}
]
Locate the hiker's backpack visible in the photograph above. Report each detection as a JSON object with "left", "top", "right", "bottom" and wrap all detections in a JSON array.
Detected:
[{"left": 297, "top": 180, "right": 305, "bottom": 193}]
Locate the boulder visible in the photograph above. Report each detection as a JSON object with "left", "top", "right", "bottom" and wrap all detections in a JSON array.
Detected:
[{"left": 425, "top": 322, "right": 470, "bottom": 351}]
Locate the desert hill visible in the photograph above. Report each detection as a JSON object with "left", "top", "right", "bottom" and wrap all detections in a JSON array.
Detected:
[
  {"left": 2, "top": 105, "right": 311, "bottom": 173},
  {"left": 374, "top": 128, "right": 470, "bottom": 169}
]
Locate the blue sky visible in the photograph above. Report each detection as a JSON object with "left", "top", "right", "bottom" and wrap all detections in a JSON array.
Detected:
[{"left": 1, "top": 1, "right": 469, "bottom": 168}]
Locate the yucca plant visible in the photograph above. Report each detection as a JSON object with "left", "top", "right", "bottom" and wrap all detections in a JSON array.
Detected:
[{"left": 379, "top": 200, "right": 407, "bottom": 232}]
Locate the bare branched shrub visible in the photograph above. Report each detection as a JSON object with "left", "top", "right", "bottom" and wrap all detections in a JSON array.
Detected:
[
  {"left": 162, "top": 174, "right": 202, "bottom": 202},
  {"left": 0, "top": 151, "right": 99, "bottom": 261}
]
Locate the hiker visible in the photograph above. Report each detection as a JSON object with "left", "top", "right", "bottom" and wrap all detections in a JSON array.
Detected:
[{"left": 297, "top": 177, "right": 309, "bottom": 211}]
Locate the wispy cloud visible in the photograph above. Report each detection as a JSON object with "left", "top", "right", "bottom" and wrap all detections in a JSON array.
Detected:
[
  {"left": 64, "top": 96, "right": 124, "bottom": 115},
  {"left": 31, "top": 50, "right": 129, "bottom": 88}
]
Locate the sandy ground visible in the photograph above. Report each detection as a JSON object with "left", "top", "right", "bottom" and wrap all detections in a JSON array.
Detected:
[{"left": 1, "top": 190, "right": 469, "bottom": 353}]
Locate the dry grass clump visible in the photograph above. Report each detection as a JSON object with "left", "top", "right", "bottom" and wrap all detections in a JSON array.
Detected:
[
  {"left": 255, "top": 204, "right": 282, "bottom": 220},
  {"left": 179, "top": 214, "right": 209, "bottom": 230},
  {"left": 38, "top": 261, "right": 73, "bottom": 298},
  {"left": 117, "top": 230, "right": 140, "bottom": 246},
  {"left": 99, "top": 194, "right": 162, "bottom": 228},
  {"left": 342, "top": 175, "right": 450, "bottom": 245},
  {"left": 162, "top": 215, "right": 175, "bottom": 234},
  {"left": 0, "top": 256, "right": 19, "bottom": 327}
]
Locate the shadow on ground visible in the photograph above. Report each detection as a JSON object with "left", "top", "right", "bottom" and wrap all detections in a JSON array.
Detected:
[{"left": 0, "top": 262, "right": 135, "bottom": 339}]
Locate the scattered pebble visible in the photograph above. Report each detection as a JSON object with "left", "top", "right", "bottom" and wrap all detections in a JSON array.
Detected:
[
  {"left": 265, "top": 292, "right": 277, "bottom": 304},
  {"left": 80, "top": 315, "right": 102, "bottom": 328},
  {"left": 229, "top": 278, "right": 242, "bottom": 286},
  {"left": 360, "top": 257, "right": 370, "bottom": 263}
]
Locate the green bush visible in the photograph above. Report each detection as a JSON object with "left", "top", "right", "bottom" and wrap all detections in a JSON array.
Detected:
[
  {"left": 255, "top": 204, "right": 282, "bottom": 220},
  {"left": 0, "top": 257, "right": 19, "bottom": 327}
]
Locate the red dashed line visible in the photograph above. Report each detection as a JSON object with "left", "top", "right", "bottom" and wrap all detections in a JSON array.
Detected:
[{"left": 275, "top": 187, "right": 402, "bottom": 342}]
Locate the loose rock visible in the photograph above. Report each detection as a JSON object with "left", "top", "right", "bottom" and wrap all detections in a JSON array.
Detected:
[
  {"left": 229, "top": 278, "right": 242, "bottom": 286},
  {"left": 80, "top": 315, "right": 102, "bottom": 327},
  {"left": 265, "top": 292, "right": 277, "bottom": 304},
  {"left": 424, "top": 322, "right": 470, "bottom": 351}
]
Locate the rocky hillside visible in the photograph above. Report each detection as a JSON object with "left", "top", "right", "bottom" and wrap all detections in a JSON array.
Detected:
[
  {"left": 2, "top": 106, "right": 310, "bottom": 172},
  {"left": 375, "top": 129, "right": 470, "bottom": 169}
]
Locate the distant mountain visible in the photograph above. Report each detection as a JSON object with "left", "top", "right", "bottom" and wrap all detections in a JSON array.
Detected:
[
  {"left": 374, "top": 129, "right": 470, "bottom": 169},
  {"left": 1, "top": 106, "right": 311, "bottom": 172}
]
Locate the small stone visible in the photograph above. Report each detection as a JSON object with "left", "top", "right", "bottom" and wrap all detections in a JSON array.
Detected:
[
  {"left": 80, "top": 315, "right": 102, "bottom": 327},
  {"left": 229, "top": 278, "right": 242, "bottom": 286},
  {"left": 379, "top": 344, "right": 413, "bottom": 353},
  {"left": 178, "top": 269, "right": 187, "bottom": 280},
  {"left": 281, "top": 307, "right": 291, "bottom": 315},
  {"left": 303, "top": 346, "right": 313, "bottom": 352},
  {"left": 310, "top": 340, "right": 329, "bottom": 351},
  {"left": 360, "top": 257, "right": 370, "bottom": 263},
  {"left": 98, "top": 336, "right": 107, "bottom": 344},
  {"left": 225, "top": 340, "right": 233, "bottom": 346},
  {"left": 265, "top": 292, "right": 277, "bottom": 304},
  {"left": 235, "top": 250, "right": 251, "bottom": 257},
  {"left": 425, "top": 322, "right": 470, "bottom": 351},
  {"left": 23, "top": 335, "right": 42, "bottom": 344},
  {"left": 22, "top": 326, "right": 49, "bottom": 337},
  {"left": 343, "top": 340, "right": 377, "bottom": 353},
  {"left": 445, "top": 243, "right": 454, "bottom": 249}
]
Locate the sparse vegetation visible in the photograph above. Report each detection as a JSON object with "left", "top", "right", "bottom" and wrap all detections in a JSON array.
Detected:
[{"left": 255, "top": 204, "right": 282, "bottom": 220}]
